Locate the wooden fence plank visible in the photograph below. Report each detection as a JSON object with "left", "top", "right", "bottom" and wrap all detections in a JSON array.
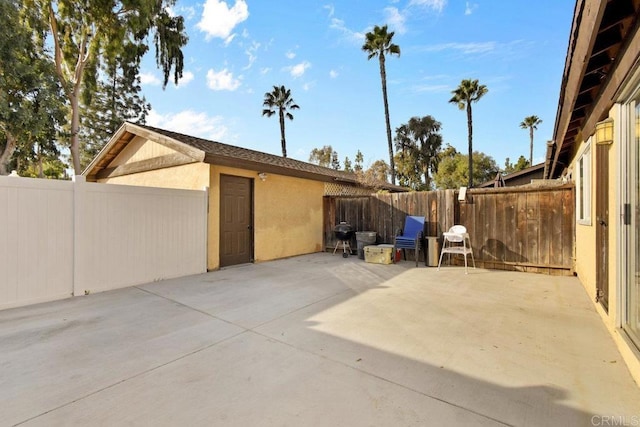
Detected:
[{"left": 323, "top": 185, "right": 575, "bottom": 274}]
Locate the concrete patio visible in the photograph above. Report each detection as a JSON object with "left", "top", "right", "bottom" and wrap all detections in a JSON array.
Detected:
[{"left": 1, "top": 253, "right": 639, "bottom": 426}]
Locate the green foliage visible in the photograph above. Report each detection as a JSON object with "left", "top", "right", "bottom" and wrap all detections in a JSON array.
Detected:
[
  {"left": 331, "top": 151, "right": 340, "bottom": 170},
  {"left": 79, "top": 58, "right": 150, "bottom": 170},
  {"left": 504, "top": 155, "right": 530, "bottom": 174},
  {"left": 262, "top": 85, "right": 299, "bottom": 158},
  {"left": 449, "top": 79, "right": 488, "bottom": 188},
  {"left": 22, "top": 0, "right": 188, "bottom": 173},
  {"left": 433, "top": 150, "right": 498, "bottom": 189},
  {"left": 394, "top": 151, "right": 424, "bottom": 190},
  {"left": 354, "top": 150, "right": 364, "bottom": 172},
  {"left": 520, "top": 115, "right": 542, "bottom": 165},
  {"left": 343, "top": 157, "right": 353, "bottom": 172},
  {"left": 19, "top": 157, "right": 69, "bottom": 179},
  {"left": 0, "top": 0, "right": 67, "bottom": 175},
  {"left": 309, "top": 145, "right": 336, "bottom": 168},
  {"left": 394, "top": 115, "right": 443, "bottom": 190},
  {"left": 362, "top": 24, "right": 400, "bottom": 185},
  {"left": 358, "top": 159, "right": 390, "bottom": 184}
]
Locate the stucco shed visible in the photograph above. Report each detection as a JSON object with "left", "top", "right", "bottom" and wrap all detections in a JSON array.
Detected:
[{"left": 83, "top": 122, "right": 404, "bottom": 270}]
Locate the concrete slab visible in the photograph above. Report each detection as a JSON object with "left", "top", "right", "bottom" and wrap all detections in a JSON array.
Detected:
[{"left": 1, "top": 253, "right": 638, "bottom": 426}]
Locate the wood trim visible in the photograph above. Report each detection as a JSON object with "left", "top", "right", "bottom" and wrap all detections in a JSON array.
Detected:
[
  {"left": 96, "top": 152, "right": 198, "bottom": 180},
  {"left": 551, "top": 0, "right": 606, "bottom": 178},
  {"left": 124, "top": 123, "right": 206, "bottom": 162},
  {"left": 581, "top": 19, "right": 640, "bottom": 140}
]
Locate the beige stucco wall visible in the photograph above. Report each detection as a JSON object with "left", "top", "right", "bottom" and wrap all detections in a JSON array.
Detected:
[
  {"left": 571, "top": 106, "right": 640, "bottom": 385},
  {"left": 99, "top": 162, "right": 210, "bottom": 190},
  {"left": 207, "top": 165, "right": 324, "bottom": 270},
  {"left": 95, "top": 137, "right": 326, "bottom": 271},
  {"left": 573, "top": 108, "right": 619, "bottom": 327}
]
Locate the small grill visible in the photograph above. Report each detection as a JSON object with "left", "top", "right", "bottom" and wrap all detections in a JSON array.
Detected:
[{"left": 333, "top": 222, "right": 354, "bottom": 258}]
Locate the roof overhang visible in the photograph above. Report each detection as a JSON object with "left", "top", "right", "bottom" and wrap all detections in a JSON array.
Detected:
[
  {"left": 546, "top": 0, "right": 640, "bottom": 179},
  {"left": 83, "top": 122, "right": 205, "bottom": 181}
]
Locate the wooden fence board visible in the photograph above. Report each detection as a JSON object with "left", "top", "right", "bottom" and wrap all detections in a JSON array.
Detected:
[{"left": 323, "top": 185, "right": 574, "bottom": 274}]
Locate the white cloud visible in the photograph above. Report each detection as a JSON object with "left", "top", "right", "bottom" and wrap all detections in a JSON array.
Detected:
[
  {"left": 197, "top": 0, "right": 249, "bottom": 43},
  {"left": 140, "top": 72, "right": 161, "bottom": 86},
  {"left": 329, "top": 17, "right": 366, "bottom": 44},
  {"left": 146, "top": 110, "right": 228, "bottom": 141},
  {"left": 175, "top": 71, "right": 194, "bottom": 88},
  {"left": 465, "top": 2, "right": 478, "bottom": 15},
  {"left": 285, "top": 50, "right": 296, "bottom": 59},
  {"left": 323, "top": 4, "right": 335, "bottom": 17},
  {"left": 412, "top": 84, "right": 450, "bottom": 93},
  {"left": 420, "top": 41, "right": 496, "bottom": 55},
  {"left": 260, "top": 67, "right": 271, "bottom": 75},
  {"left": 302, "top": 81, "right": 315, "bottom": 91},
  {"left": 384, "top": 7, "right": 407, "bottom": 34},
  {"left": 206, "top": 68, "right": 241, "bottom": 91},
  {"left": 170, "top": 5, "right": 196, "bottom": 20},
  {"left": 243, "top": 40, "right": 260, "bottom": 70},
  {"left": 329, "top": 69, "right": 339, "bottom": 79},
  {"left": 409, "top": 0, "right": 447, "bottom": 13},
  {"left": 287, "top": 61, "right": 311, "bottom": 78}
]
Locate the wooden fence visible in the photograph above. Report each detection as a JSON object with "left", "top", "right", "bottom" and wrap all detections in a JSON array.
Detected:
[{"left": 323, "top": 184, "right": 575, "bottom": 275}]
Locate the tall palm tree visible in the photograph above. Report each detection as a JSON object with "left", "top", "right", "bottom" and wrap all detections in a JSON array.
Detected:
[
  {"left": 262, "top": 85, "right": 300, "bottom": 157},
  {"left": 520, "top": 115, "right": 542, "bottom": 166},
  {"left": 362, "top": 25, "right": 400, "bottom": 185},
  {"left": 449, "top": 79, "right": 488, "bottom": 188}
]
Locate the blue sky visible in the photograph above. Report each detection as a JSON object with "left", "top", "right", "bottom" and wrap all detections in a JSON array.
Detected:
[{"left": 139, "top": 0, "right": 575, "bottom": 170}]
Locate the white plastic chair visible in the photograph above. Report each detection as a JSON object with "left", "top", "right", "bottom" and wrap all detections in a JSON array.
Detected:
[{"left": 437, "top": 225, "right": 475, "bottom": 274}]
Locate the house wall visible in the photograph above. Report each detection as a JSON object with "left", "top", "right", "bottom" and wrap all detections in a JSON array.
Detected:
[
  {"left": 97, "top": 137, "right": 326, "bottom": 271},
  {"left": 207, "top": 165, "right": 324, "bottom": 270},
  {"left": 99, "top": 161, "right": 210, "bottom": 190},
  {"left": 571, "top": 105, "right": 640, "bottom": 385}
]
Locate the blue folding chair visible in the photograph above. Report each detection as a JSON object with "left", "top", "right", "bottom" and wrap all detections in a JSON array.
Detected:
[{"left": 393, "top": 215, "right": 426, "bottom": 266}]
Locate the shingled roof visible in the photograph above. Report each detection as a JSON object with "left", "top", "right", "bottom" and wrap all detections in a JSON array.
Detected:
[{"left": 84, "top": 122, "right": 406, "bottom": 192}]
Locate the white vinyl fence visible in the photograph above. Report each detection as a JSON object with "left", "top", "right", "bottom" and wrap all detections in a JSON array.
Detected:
[{"left": 0, "top": 176, "right": 207, "bottom": 310}]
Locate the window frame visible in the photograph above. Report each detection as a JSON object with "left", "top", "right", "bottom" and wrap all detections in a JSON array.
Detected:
[{"left": 576, "top": 139, "right": 592, "bottom": 225}]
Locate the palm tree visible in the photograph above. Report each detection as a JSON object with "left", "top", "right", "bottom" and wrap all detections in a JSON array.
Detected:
[
  {"left": 520, "top": 115, "right": 542, "bottom": 166},
  {"left": 449, "top": 79, "right": 488, "bottom": 188},
  {"left": 362, "top": 25, "right": 400, "bottom": 185},
  {"left": 262, "top": 85, "right": 300, "bottom": 157}
]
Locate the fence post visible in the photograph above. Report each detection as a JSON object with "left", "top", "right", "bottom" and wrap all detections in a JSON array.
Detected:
[{"left": 72, "top": 175, "right": 86, "bottom": 296}]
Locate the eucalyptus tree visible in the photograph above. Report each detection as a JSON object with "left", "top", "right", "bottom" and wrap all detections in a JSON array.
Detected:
[
  {"left": 362, "top": 25, "right": 400, "bottom": 185},
  {"left": 520, "top": 115, "right": 542, "bottom": 166},
  {"left": 262, "top": 85, "right": 299, "bottom": 158},
  {"left": 0, "top": 0, "right": 66, "bottom": 175},
  {"left": 449, "top": 79, "right": 488, "bottom": 188},
  {"left": 309, "top": 145, "right": 336, "bottom": 167},
  {"left": 23, "top": 0, "right": 188, "bottom": 174}
]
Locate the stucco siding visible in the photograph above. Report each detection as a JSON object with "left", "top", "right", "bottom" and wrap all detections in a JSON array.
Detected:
[
  {"left": 100, "top": 162, "right": 210, "bottom": 190},
  {"left": 208, "top": 165, "right": 324, "bottom": 270},
  {"left": 573, "top": 137, "right": 597, "bottom": 300}
]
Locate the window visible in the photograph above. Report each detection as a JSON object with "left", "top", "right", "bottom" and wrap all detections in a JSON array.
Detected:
[{"left": 576, "top": 141, "right": 591, "bottom": 225}]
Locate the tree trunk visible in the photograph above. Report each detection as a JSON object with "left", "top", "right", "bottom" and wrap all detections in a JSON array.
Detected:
[
  {"left": 279, "top": 108, "right": 287, "bottom": 158},
  {"left": 0, "top": 132, "right": 17, "bottom": 175},
  {"left": 466, "top": 103, "right": 473, "bottom": 188},
  {"left": 423, "top": 156, "right": 430, "bottom": 189},
  {"left": 379, "top": 54, "right": 396, "bottom": 185},
  {"left": 70, "top": 91, "right": 82, "bottom": 173},
  {"left": 529, "top": 127, "right": 534, "bottom": 166}
]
